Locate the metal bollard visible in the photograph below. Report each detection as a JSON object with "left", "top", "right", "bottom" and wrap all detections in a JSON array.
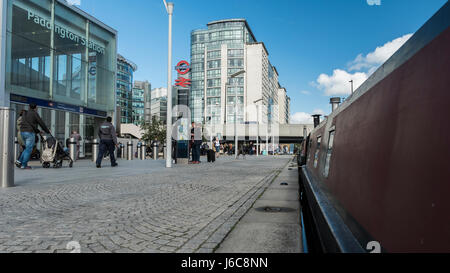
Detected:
[
  {"left": 69, "top": 137, "right": 77, "bottom": 161},
  {"left": 116, "top": 143, "right": 121, "bottom": 159},
  {"left": 92, "top": 139, "right": 99, "bottom": 162},
  {"left": 137, "top": 143, "right": 142, "bottom": 160},
  {"left": 120, "top": 143, "right": 125, "bottom": 159},
  {"left": 163, "top": 144, "right": 167, "bottom": 160},
  {"left": 152, "top": 142, "right": 159, "bottom": 160},
  {"left": 141, "top": 142, "right": 146, "bottom": 160},
  {"left": 0, "top": 107, "right": 16, "bottom": 188},
  {"left": 127, "top": 141, "right": 133, "bottom": 160}
]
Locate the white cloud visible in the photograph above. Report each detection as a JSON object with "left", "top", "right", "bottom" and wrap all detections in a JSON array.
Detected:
[
  {"left": 312, "top": 109, "right": 325, "bottom": 116},
  {"left": 315, "top": 33, "right": 412, "bottom": 96},
  {"left": 66, "top": 0, "right": 81, "bottom": 6},
  {"left": 316, "top": 69, "right": 368, "bottom": 96},
  {"left": 290, "top": 112, "right": 314, "bottom": 124},
  {"left": 290, "top": 109, "right": 325, "bottom": 124},
  {"left": 349, "top": 33, "right": 412, "bottom": 72},
  {"left": 300, "top": 90, "right": 311, "bottom": 95},
  {"left": 367, "top": 0, "right": 381, "bottom": 6}
]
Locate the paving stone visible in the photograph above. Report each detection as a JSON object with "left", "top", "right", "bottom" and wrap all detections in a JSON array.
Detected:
[{"left": 0, "top": 156, "right": 290, "bottom": 253}]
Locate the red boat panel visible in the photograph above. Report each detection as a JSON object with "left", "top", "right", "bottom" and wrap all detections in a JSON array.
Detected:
[{"left": 306, "top": 26, "right": 450, "bottom": 252}]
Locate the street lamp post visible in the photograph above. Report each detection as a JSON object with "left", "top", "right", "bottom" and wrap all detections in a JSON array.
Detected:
[
  {"left": 253, "top": 98, "right": 263, "bottom": 157},
  {"left": 163, "top": 0, "right": 173, "bottom": 168},
  {"left": 227, "top": 70, "right": 245, "bottom": 159},
  {"left": 350, "top": 80, "right": 354, "bottom": 94},
  {"left": 209, "top": 102, "right": 219, "bottom": 149}
]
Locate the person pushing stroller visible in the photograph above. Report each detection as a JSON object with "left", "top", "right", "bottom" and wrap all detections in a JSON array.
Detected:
[{"left": 15, "top": 103, "right": 50, "bottom": 170}]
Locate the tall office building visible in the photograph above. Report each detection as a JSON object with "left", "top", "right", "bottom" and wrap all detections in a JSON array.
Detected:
[
  {"left": 150, "top": 87, "right": 167, "bottom": 124},
  {"left": 133, "top": 80, "right": 151, "bottom": 125},
  {"left": 277, "top": 87, "right": 290, "bottom": 124},
  {"left": 190, "top": 19, "right": 290, "bottom": 129},
  {"left": 116, "top": 54, "right": 137, "bottom": 124}
]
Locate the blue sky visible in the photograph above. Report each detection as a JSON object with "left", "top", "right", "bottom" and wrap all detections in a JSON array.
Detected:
[{"left": 75, "top": 0, "right": 447, "bottom": 123}]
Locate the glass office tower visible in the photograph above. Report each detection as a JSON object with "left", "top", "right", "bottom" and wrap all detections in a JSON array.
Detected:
[
  {"left": 5, "top": 0, "right": 117, "bottom": 157},
  {"left": 190, "top": 19, "right": 256, "bottom": 124},
  {"left": 131, "top": 85, "right": 144, "bottom": 126},
  {"left": 117, "top": 54, "right": 137, "bottom": 124}
]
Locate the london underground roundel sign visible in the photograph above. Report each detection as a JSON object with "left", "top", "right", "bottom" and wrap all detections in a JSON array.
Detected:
[{"left": 175, "top": 60, "right": 190, "bottom": 75}]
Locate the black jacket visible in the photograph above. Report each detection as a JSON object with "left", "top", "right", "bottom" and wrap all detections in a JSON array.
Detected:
[
  {"left": 19, "top": 110, "right": 50, "bottom": 134},
  {"left": 98, "top": 121, "right": 118, "bottom": 144}
]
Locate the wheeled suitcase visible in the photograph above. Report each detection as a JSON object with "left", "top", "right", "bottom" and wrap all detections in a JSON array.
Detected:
[{"left": 207, "top": 149, "right": 215, "bottom": 162}]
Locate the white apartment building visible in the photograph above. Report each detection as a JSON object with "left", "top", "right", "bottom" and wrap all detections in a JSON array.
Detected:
[{"left": 190, "top": 19, "right": 290, "bottom": 134}]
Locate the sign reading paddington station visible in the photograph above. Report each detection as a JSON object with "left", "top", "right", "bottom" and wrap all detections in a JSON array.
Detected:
[
  {"left": 175, "top": 60, "right": 191, "bottom": 88},
  {"left": 27, "top": 10, "right": 106, "bottom": 55}
]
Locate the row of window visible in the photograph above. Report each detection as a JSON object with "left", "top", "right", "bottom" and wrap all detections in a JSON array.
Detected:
[
  {"left": 228, "top": 58, "right": 244, "bottom": 67},
  {"left": 208, "top": 22, "right": 245, "bottom": 29},
  {"left": 207, "top": 50, "right": 221, "bottom": 59},
  {"left": 192, "top": 30, "right": 243, "bottom": 43},
  {"left": 207, "top": 78, "right": 221, "bottom": 87},
  {"left": 310, "top": 129, "right": 336, "bottom": 177},
  {"left": 228, "top": 49, "right": 244, "bottom": 57},
  {"left": 117, "top": 63, "right": 133, "bottom": 74}
]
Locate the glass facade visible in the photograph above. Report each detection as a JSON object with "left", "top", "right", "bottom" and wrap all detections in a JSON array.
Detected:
[
  {"left": 116, "top": 54, "right": 137, "bottom": 124},
  {"left": 5, "top": 0, "right": 117, "bottom": 158},
  {"left": 190, "top": 19, "right": 255, "bottom": 124},
  {"left": 131, "top": 86, "right": 144, "bottom": 126},
  {"left": 151, "top": 97, "right": 167, "bottom": 125}
]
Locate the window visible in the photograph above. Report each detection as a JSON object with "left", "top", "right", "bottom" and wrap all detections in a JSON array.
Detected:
[
  {"left": 207, "top": 51, "right": 221, "bottom": 59},
  {"left": 207, "top": 78, "right": 221, "bottom": 87},
  {"left": 228, "top": 49, "right": 244, "bottom": 57},
  {"left": 191, "top": 62, "right": 204, "bottom": 71},
  {"left": 207, "top": 60, "right": 221, "bottom": 69},
  {"left": 228, "top": 77, "right": 244, "bottom": 86},
  {"left": 207, "top": 69, "right": 221, "bottom": 78},
  {"left": 314, "top": 136, "right": 321, "bottom": 168},
  {"left": 228, "top": 58, "right": 243, "bottom": 67},
  {"left": 191, "top": 71, "right": 204, "bottom": 80},
  {"left": 207, "top": 88, "right": 221, "bottom": 97},
  {"left": 191, "top": 53, "right": 204, "bottom": 62},
  {"left": 227, "top": 86, "right": 243, "bottom": 96},
  {"left": 324, "top": 131, "right": 335, "bottom": 177}
]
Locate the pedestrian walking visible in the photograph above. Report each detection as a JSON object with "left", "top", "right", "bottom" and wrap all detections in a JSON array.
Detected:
[
  {"left": 96, "top": 116, "right": 118, "bottom": 168},
  {"left": 70, "top": 130, "right": 82, "bottom": 160},
  {"left": 15, "top": 103, "right": 51, "bottom": 170},
  {"left": 214, "top": 137, "right": 220, "bottom": 158},
  {"left": 190, "top": 122, "right": 202, "bottom": 164}
]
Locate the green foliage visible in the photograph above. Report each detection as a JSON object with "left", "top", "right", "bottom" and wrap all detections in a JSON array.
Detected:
[{"left": 140, "top": 116, "right": 166, "bottom": 143}]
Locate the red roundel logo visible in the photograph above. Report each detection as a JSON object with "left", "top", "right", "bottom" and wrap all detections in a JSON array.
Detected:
[{"left": 175, "top": 60, "right": 190, "bottom": 75}]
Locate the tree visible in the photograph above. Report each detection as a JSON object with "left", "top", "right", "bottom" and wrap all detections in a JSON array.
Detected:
[{"left": 140, "top": 116, "right": 166, "bottom": 144}]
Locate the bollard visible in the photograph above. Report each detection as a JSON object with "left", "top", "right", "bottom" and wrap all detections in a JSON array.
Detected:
[
  {"left": 163, "top": 144, "right": 167, "bottom": 160},
  {"left": 141, "top": 142, "right": 146, "bottom": 160},
  {"left": 0, "top": 107, "right": 16, "bottom": 188},
  {"left": 152, "top": 142, "right": 159, "bottom": 160},
  {"left": 127, "top": 141, "right": 133, "bottom": 160},
  {"left": 69, "top": 137, "right": 77, "bottom": 161},
  {"left": 92, "top": 139, "right": 99, "bottom": 162},
  {"left": 137, "top": 143, "right": 142, "bottom": 160},
  {"left": 120, "top": 143, "right": 125, "bottom": 159},
  {"left": 116, "top": 143, "right": 121, "bottom": 159}
]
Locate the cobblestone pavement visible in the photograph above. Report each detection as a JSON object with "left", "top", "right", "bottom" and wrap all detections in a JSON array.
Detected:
[{"left": 0, "top": 156, "right": 292, "bottom": 253}]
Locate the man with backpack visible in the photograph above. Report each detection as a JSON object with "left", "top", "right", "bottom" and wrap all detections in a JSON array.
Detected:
[
  {"left": 16, "top": 103, "right": 51, "bottom": 170},
  {"left": 96, "top": 116, "right": 118, "bottom": 168}
]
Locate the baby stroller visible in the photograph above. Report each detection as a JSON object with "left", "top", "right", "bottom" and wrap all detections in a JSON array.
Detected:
[{"left": 41, "top": 134, "right": 73, "bottom": 169}]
